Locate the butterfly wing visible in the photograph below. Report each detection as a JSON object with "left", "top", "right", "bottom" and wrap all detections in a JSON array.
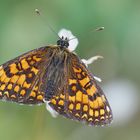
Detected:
[
  {"left": 0, "top": 46, "right": 55, "bottom": 104},
  {"left": 49, "top": 53, "right": 113, "bottom": 126},
  {"left": 66, "top": 54, "right": 113, "bottom": 125}
]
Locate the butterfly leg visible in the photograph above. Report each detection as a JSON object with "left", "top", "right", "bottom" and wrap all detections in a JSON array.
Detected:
[
  {"left": 82, "top": 55, "right": 103, "bottom": 67},
  {"left": 93, "top": 76, "right": 102, "bottom": 82},
  {"left": 82, "top": 55, "right": 103, "bottom": 82},
  {"left": 44, "top": 100, "right": 58, "bottom": 118}
]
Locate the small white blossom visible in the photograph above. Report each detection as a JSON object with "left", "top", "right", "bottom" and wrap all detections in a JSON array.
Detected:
[{"left": 58, "top": 28, "right": 78, "bottom": 51}]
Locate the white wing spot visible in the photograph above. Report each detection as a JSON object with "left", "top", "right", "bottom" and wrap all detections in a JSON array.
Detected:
[{"left": 106, "top": 106, "right": 110, "bottom": 112}]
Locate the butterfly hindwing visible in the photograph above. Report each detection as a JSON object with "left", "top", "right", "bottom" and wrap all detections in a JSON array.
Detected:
[{"left": 0, "top": 46, "right": 53, "bottom": 104}]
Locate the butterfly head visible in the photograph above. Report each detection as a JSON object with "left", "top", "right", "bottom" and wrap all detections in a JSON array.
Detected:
[
  {"left": 57, "top": 36, "right": 69, "bottom": 48},
  {"left": 57, "top": 29, "right": 79, "bottom": 51}
]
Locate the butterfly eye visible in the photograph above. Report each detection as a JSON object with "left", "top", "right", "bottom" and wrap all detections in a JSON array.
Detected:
[
  {"left": 61, "top": 36, "right": 64, "bottom": 39},
  {"left": 65, "top": 41, "right": 69, "bottom": 47},
  {"left": 57, "top": 40, "right": 61, "bottom": 46}
]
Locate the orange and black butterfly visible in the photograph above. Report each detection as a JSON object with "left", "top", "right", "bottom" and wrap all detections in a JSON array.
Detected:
[{"left": 0, "top": 28, "right": 113, "bottom": 126}]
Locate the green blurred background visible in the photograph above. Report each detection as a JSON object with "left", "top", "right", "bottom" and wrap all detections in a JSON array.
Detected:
[{"left": 0, "top": 0, "right": 140, "bottom": 140}]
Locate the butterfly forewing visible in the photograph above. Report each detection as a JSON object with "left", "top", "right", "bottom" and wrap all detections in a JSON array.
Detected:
[
  {"left": 0, "top": 46, "right": 53, "bottom": 104},
  {"left": 49, "top": 53, "right": 113, "bottom": 126}
]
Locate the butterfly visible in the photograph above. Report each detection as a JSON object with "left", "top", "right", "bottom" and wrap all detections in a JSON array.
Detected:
[{"left": 0, "top": 28, "right": 113, "bottom": 126}]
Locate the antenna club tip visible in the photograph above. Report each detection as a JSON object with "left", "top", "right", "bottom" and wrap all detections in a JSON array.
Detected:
[
  {"left": 95, "top": 26, "right": 105, "bottom": 31},
  {"left": 35, "top": 8, "right": 39, "bottom": 12},
  {"left": 100, "top": 27, "right": 105, "bottom": 30},
  {"left": 35, "top": 8, "right": 40, "bottom": 15}
]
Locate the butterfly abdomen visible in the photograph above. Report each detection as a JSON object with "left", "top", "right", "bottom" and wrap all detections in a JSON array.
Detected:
[{"left": 45, "top": 80, "right": 56, "bottom": 100}]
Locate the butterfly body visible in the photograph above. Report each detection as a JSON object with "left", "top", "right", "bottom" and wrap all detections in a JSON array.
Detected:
[{"left": 0, "top": 29, "right": 113, "bottom": 126}]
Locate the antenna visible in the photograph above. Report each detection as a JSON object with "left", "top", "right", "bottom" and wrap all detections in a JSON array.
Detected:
[
  {"left": 69, "top": 26, "right": 105, "bottom": 41},
  {"left": 35, "top": 9, "right": 61, "bottom": 39},
  {"left": 95, "top": 26, "right": 104, "bottom": 31}
]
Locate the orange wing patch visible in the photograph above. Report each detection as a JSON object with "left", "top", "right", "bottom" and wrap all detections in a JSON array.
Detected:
[
  {"left": 0, "top": 47, "right": 49, "bottom": 104},
  {"left": 49, "top": 92, "right": 67, "bottom": 116}
]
